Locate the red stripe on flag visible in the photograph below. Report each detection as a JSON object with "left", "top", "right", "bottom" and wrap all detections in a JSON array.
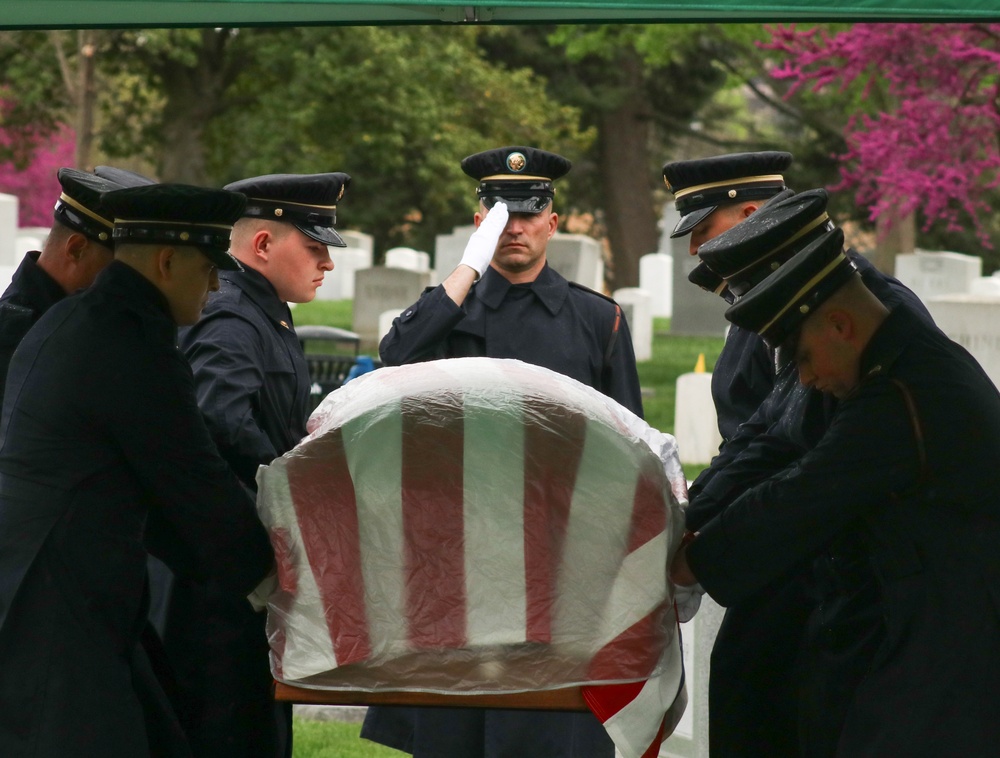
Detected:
[
  {"left": 401, "top": 392, "right": 467, "bottom": 649},
  {"left": 582, "top": 678, "right": 646, "bottom": 721},
  {"left": 628, "top": 461, "right": 669, "bottom": 554},
  {"left": 523, "top": 400, "right": 587, "bottom": 644},
  {"left": 587, "top": 603, "right": 670, "bottom": 681},
  {"left": 270, "top": 526, "right": 297, "bottom": 595},
  {"left": 286, "top": 432, "right": 371, "bottom": 665}
]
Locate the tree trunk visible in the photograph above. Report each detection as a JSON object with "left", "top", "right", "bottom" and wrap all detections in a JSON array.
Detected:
[
  {"left": 74, "top": 31, "right": 97, "bottom": 169},
  {"left": 597, "top": 57, "right": 660, "bottom": 291},
  {"left": 155, "top": 29, "right": 235, "bottom": 184}
]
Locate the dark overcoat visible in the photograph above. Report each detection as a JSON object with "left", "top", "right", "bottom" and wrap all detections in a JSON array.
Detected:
[
  {"left": 379, "top": 264, "right": 644, "bottom": 418},
  {"left": 686, "top": 253, "right": 930, "bottom": 758},
  {"left": 0, "top": 261, "right": 273, "bottom": 757},
  {"left": 0, "top": 251, "right": 66, "bottom": 408},
  {"left": 165, "top": 266, "right": 310, "bottom": 757},
  {"left": 688, "top": 304, "right": 1000, "bottom": 757},
  {"left": 366, "top": 263, "right": 644, "bottom": 757}
]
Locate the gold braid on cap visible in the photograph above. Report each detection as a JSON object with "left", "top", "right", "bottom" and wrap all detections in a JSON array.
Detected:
[
  {"left": 59, "top": 192, "right": 113, "bottom": 229},
  {"left": 725, "top": 214, "right": 831, "bottom": 280},
  {"left": 671, "top": 174, "right": 785, "bottom": 200},
  {"left": 758, "top": 252, "right": 848, "bottom": 337}
]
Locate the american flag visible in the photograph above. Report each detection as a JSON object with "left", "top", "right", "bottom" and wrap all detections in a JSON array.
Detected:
[{"left": 256, "top": 358, "right": 688, "bottom": 757}]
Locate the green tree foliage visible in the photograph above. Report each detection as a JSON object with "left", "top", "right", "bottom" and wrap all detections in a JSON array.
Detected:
[{"left": 203, "top": 25, "right": 591, "bottom": 257}]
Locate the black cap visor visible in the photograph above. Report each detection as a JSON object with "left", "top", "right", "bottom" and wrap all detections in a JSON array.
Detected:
[
  {"left": 296, "top": 222, "right": 346, "bottom": 248},
  {"left": 671, "top": 204, "right": 716, "bottom": 238},
  {"left": 478, "top": 179, "right": 553, "bottom": 215}
]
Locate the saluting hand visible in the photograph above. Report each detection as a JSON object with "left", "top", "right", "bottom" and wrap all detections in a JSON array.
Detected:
[{"left": 459, "top": 201, "right": 509, "bottom": 278}]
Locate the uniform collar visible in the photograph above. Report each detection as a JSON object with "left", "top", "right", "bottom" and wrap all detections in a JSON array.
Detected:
[
  {"left": 220, "top": 265, "right": 294, "bottom": 329},
  {"left": 12, "top": 250, "right": 67, "bottom": 305},
  {"left": 98, "top": 260, "right": 173, "bottom": 321},
  {"left": 476, "top": 263, "right": 568, "bottom": 316},
  {"left": 857, "top": 305, "right": 913, "bottom": 382}
]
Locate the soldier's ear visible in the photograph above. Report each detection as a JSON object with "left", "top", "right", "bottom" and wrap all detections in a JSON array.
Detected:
[
  {"left": 251, "top": 229, "right": 273, "bottom": 262},
  {"left": 65, "top": 233, "right": 89, "bottom": 262}
]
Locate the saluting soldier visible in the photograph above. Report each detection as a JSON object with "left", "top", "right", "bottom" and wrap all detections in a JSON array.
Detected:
[
  {"left": 366, "top": 146, "right": 643, "bottom": 757},
  {"left": 379, "top": 145, "right": 643, "bottom": 416},
  {"left": 0, "top": 184, "right": 273, "bottom": 757},
  {"left": 672, "top": 227, "right": 1000, "bottom": 757},
  {"left": 166, "top": 172, "right": 351, "bottom": 758}
]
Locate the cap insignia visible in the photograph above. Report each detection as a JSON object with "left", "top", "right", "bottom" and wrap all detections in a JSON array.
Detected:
[
  {"left": 274, "top": 208, "right": 283, "bottom": 217},
  {"left": 337, "top": 186, "right": 345, "bottom": 201},
  {"left": 99, "top": 232, "right": 108, "bottom": 241},
  {"left": 180, "top": 231, "right": 190, "bottom": 242},
  {"left": 799, "top": 304, "right": 810, "bottom": 314},
  {"left": 728, "top": 189, "right": 737, "bottom": 199},
  {"left": 506, "top": 152, "right": 527, "bottom": 173},
  {"left": 664, "top": 177, "right": 673, "bottom": 192}
]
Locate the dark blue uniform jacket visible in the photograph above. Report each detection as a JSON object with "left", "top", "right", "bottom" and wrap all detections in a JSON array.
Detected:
[{"left": 0, "top": 261, "right": 272, "bottom": 757}]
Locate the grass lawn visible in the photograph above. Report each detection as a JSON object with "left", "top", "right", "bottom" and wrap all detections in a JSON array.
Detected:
[{"left": 287, "top": 301, "right": 725, "bottom": 756}]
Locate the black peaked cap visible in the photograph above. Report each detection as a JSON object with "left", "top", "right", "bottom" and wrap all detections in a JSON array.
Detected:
[
  {"left": 54, "top": 168, "right": 126, "bottom": 246},
  {"left": 461, "top": 146, "right": 571, "bottom": 214},
  {"left": 224, "top": 172, "right": 351, "bottom": 247},
  {"left": 663, "top": 151, "right": 793, "bottom": 238},
  {"left": 688, "top": 261, "right": 734, "bottom": 304},
  {"left": 102, "top": 183, "right": 246, "bottom": 271},
  {"left": 94, "top": 166, "right": 157, "bottom": 188},
  {"left": 698, "top": 188, "right": 834, "bottom": 299},
  {"left": 724, "top": 227, "right": 857, "bottom": 349}
]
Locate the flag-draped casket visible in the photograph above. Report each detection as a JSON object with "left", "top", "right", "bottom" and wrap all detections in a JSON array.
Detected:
[{"left": 256, "top": 357, "right": 688, "bottom": 757}]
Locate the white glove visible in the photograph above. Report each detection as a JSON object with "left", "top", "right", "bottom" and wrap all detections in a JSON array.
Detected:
[
  {"left": 674, "top": 582, "right": 705, "bottom": 623},
  {"left": 460, "top": 201, "right": 509, "bottom": 278}
]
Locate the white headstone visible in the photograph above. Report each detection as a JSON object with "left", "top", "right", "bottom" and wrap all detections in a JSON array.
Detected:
[
  {"left": 674, "top": 371, "right": 722, "bottom": 465},
  {"left": 546, "top": 233, "right": 604, "bottom": 291},
  {"left": 385, "top": 247, "right": 430, "bottom": 273},
  {"left": 613, "top": 287, "right": 653, "bottom": 362},
  {"left": 0, "top": 194, "right": 19, "bottom": 266},
  {"left": 0, "top": 265, "right": 17, "bottom": 292},
  {"left": 432, "top": 225, "right": 477, "bottom": 285},
  {"left": 352, "top": 267, "right": 431, "bottom": 349},
  {"left": 894, "top": 250, "right": 981, "bottom": 302},
  {"left": 316, "top": 246, "right": 371, "bottom": 301},
  {"left": 925, "top": 293, "right": 1000, "bottom": 388},
  {"left": 640, "top": 252, "right": 673, "bottom": 318},
  {"left": 663, "top": 202, "right": 728, "bottom": 336},
  {"left": 661, "top": 597, "right": 723, "bottom": 758},
  {"left": 378, "top": 308, "right": 403, "bottom": 346},
  {"left": 336, "top": 229, "right": 374, "bottom": 255},
  {"left": 969, "top": 274, "right": 1000, "bottom": 298}
]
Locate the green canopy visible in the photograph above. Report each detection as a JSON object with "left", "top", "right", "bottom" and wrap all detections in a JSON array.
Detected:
[{"left": 4, "top": 0, "right": 999, "bottom": 29}]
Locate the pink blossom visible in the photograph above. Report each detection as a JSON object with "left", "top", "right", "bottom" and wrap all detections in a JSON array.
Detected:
[{"left": 763, "top": 23, "right": 1000, "bottom": 246}]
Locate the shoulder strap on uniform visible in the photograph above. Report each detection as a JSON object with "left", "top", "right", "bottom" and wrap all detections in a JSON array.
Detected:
[{"left": 889, "top": 378, "right": 928, "bottom": 485}]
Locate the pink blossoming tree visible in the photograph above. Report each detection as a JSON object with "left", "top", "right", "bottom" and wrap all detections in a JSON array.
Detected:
[{"left": 765, "top": 23, "right": 1000, "bottom": 246}]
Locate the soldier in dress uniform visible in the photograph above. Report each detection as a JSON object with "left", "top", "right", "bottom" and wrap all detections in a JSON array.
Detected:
[
  {"left": 0, "top": 183, "right": 273, "bottom": 757},
  {"left": 164, "top": 172, "right": 350, "bottom": 758},
  {"left": 365, "top": 146, "right": 643, "bottom": 757},
  {"left": 0, "top": 167, "right": 146, "bottom": 406},
  {"left": 672, "top": 227, "right": 1000, "bottom": 758},
  {"left": 675, "top": 188, "right": 932, "bottom": 757},
  {"left": 662, "top": 150, "right": 793, "bottom": 441}
]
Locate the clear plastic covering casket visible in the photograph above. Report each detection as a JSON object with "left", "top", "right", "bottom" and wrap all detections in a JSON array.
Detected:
[{"left": 255, "top": 357, "right": 688, "bottom": 696}]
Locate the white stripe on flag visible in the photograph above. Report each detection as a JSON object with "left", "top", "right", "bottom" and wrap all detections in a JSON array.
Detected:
[
  {"left": 347, "top": 401, "right": 409, "bottom": 658},
  {"left": 556, "top": 417, "right": 639, "bottom": 658},
  {"left": 463, "top": 363, "right": 527, "bottom": 647}
]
